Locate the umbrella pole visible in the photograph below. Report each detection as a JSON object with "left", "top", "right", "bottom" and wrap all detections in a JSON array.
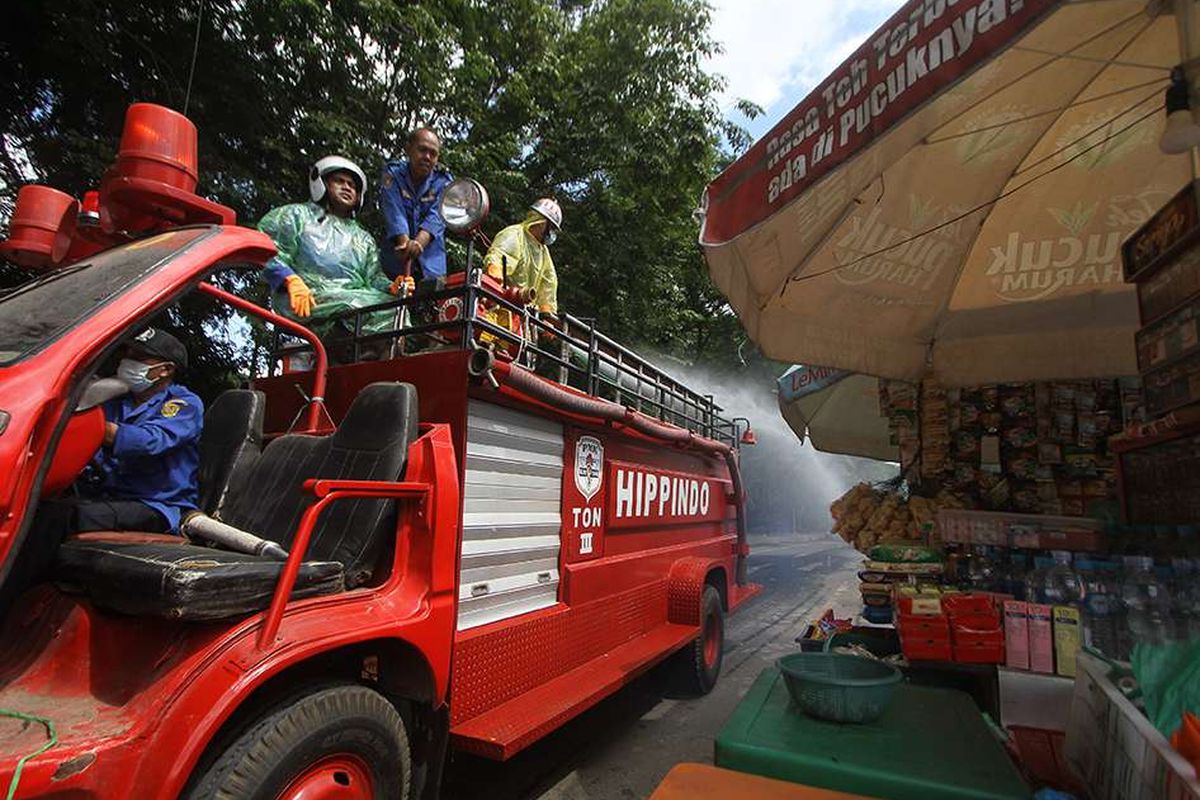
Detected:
[{"left": 1174, "top": 0, "right": 1200, "bottom": 176}]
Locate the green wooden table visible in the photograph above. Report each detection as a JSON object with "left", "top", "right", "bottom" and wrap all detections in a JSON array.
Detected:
[{"left": 716, "top": 667, "right": 1030, "bottom": 800}]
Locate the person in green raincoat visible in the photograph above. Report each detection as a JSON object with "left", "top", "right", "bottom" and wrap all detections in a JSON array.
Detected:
[
  {"left": 258, "top": 156, "right": 402, "bottom": 362},
  {"left": 483, "top": 197, "right": 562, "bottom": 316}
]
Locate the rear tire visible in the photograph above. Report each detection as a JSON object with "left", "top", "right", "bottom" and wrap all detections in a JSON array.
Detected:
[
  {"left": 673, "top": 584, "right": 724, "bottom": 696},
  {"left": 186, "top": 684, "right": 411, "bottom": 800}
]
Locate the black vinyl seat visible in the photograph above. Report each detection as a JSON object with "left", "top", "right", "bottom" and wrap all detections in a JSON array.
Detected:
[
  {"left": 198, "top": 389, "right": 265, "bottom": 517},
  {"left": 56, "top": 382, "right": 419, "bottom": 620}
]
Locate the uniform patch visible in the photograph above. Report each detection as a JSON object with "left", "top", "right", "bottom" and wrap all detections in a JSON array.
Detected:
[
  {"left": 382, "top": 172, "right": 394, "bottom": 188},
  {"left": 161, "top": 399, "right": 187, "bottom": 418}
]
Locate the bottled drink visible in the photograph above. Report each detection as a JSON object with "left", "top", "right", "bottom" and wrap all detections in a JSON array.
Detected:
[
  {"left": 1121, "top": 556, "right": 1172, "bottom": 650},
  {"left": 968, "top": 545, "right": 997, "bottom": 592},
  {"left": 1079, "top": 560, "right": 1120, "bottom": 658},
  {"left": 1040, "top": 550, "right": 1084, "bottom": 607},
  {"left": 1003, "top": 551, "right": 1029, "bottom": 600},
  {"left": 1169, "top": 558, "right": 1200, "bottom": 641}
]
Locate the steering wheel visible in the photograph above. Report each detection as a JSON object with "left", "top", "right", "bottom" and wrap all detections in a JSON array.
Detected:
[{"left": 42, "top": 378, "right": 131, "bottom": 495}]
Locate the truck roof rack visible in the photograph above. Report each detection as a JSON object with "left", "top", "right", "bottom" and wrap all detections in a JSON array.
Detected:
[{"left": 268, "top": 268, "right": 748, "bottom": 449}]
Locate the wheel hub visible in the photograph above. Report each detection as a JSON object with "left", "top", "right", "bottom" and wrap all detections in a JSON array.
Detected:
[
  {"left": 277, "top": 753, "right": 375, "bottom": 800},
  {"left": 703, "top": 611, "right": 721, "bottom": 667}
]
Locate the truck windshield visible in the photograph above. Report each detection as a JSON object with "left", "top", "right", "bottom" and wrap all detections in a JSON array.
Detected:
[{"left": 0, "top": 228, "right": 210, "bottom": 366}]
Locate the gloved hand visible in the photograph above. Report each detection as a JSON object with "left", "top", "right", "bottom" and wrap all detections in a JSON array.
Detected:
[
  {"left": 284, "top": 275, "right": 316, "bottom": 318},
  {"left": 389, "top": 274, "right": 416, "bottom": 296}
]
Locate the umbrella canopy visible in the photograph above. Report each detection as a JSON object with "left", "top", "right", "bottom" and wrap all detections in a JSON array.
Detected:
[
  {"left": 702, "top": 0, "right": 1193, "bottom": 386},
  {"left": 778, "top": 365, "right": 899, "bottom": 461}
]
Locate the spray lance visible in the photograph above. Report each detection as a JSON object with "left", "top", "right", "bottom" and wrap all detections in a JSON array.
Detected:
[{"left": 180, "top": 511, "right": 289, "bottom": 561}]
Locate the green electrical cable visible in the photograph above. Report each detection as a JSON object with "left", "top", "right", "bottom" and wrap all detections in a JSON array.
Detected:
[{"left": 2, "top": 708, "right": 57, "bottom": 800}]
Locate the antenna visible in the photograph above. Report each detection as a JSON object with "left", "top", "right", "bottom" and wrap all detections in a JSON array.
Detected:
[{"left": 183, "top": 0, "right": 205, "bottom": 115}]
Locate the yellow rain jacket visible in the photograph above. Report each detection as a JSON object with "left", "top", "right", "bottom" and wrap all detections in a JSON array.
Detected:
[{"left": 483, "top": 213, "right": 558, "bottom": 314}]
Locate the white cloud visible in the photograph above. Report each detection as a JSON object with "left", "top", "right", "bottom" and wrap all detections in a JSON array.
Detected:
[{"left": 706, "top": 0, "right": 902, "bottom": 114}]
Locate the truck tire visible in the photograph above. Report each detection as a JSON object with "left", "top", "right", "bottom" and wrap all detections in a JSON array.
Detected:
[
  {"left": 186, "top": 684, "right": 411, "bottom": 800},
  {"left": 674, "top": 585, "right": 724, "bottom": 696}
]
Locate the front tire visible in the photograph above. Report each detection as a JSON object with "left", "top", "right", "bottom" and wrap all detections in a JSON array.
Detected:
[
  {"left": 674, "top": 584, "right": 724, "bottom": 696},
  {"left": 186, "top": 684, "right": 411, "bottom": 800}
]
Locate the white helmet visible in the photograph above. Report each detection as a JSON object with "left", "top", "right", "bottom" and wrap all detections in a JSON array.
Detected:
[
  {"left": 530, "top": 197, "right": 562, "bottom": 230},
  {"left": 309, "top": 155, "right": 367, "bottom": 211}
]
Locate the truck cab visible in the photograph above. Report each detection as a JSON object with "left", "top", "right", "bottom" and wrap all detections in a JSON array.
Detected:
[{"left": 0, "top": 105, "right": 758, "bottom": 800}]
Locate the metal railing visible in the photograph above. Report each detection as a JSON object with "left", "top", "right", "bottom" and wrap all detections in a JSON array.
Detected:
[{"left": 270, "top": 268, "right": 746, "bottom": 449}]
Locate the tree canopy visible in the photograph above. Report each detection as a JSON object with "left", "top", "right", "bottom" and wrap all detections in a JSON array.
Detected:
[{"left": 0, "top": 0, "right": 756, "bottom": 397}]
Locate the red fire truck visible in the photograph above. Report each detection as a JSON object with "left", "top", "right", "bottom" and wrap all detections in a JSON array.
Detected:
[{"left": 0, "top": 104, "right": 758, "bottom": 799}]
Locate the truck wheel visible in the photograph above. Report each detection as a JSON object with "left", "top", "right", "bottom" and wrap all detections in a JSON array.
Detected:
[
  {"left": 674, "top": 585, "right": 724, "bottom": 696},
  {"left": 187, "top": 684, "right": 411, "bottom": 800}
]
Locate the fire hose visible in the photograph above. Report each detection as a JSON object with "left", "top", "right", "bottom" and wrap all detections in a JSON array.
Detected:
[
  {"left": 181, "top": 511, "right": 289, "bottom": 561},
  {"left": 470, "top": 351, "right": 750, "bottom": 584}
]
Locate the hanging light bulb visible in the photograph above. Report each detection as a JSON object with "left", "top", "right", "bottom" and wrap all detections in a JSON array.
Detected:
[{"left": 1160, "top": 67, "right": 1200, "bottom": 154}]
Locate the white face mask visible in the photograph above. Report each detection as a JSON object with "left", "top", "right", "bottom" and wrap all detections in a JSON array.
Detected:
[
  {"left": 117, "top": 359, "right": 166, "bottom": 393},
  {"left": 544, "top": 227, "right": 558, "bottom": 246}
]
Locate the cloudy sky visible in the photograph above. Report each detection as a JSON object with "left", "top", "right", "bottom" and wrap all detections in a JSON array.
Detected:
[{"left": 705, "top": 0, "right": 903, "bottom": 140}]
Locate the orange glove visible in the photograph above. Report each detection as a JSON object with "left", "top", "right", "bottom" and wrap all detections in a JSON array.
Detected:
[
  {"left": 389, "top": 274, "right": 415, "bottom": 296},
  {"left": 284, "top": 275, "right": 316, "bottom": 318}
]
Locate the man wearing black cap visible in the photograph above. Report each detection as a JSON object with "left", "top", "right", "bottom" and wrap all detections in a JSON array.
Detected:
[{"left": 76, "top": 327, "right": 204, "bottom": 533}]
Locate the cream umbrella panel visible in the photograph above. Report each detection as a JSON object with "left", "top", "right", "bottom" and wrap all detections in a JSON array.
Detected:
[{"left": 702, "top": 0, "right": 1194, "bottom": 386}]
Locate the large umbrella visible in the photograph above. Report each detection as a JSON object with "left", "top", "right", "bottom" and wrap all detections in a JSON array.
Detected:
[
  {"left": 701, "top": 0, "right": 1194, "bottom": 386},
  {"left": 777, "top": 365, "right": 899, "bottom": 461}
]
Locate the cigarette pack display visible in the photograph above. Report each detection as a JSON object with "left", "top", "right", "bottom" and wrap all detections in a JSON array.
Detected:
[
  {"left": 1005, "top": 600, "right": 1031, "bottom": 670},
  {"left": 1053, "top": 606, "right": 1082, "bottom": 678},
  {"left": 1028, "top": 603, "right": 1054, "bottom": 674}
]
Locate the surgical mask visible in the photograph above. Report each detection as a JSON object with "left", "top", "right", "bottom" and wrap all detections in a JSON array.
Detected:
[
  {"left": 544, "top": 228, "right": 558, "bottom": 246},
  {"left": 117, "top": 359, "right": 165, "bottom": 393}
]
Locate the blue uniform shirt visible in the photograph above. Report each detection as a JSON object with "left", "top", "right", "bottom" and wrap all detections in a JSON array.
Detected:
[
  {"left": 379, "top": 160, "right": 453, "bottom": 280},
  {"left": 85, "top": 383, "right": 203, "bottom": 532}
]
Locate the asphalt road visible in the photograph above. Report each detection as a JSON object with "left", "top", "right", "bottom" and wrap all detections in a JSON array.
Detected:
[{"left": 440, "top": 531, "right": 863, "bottom": 800}]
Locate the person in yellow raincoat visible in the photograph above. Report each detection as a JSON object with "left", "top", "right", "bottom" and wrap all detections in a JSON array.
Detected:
[
  {"left": 258, "top": 156, "right": 399, "bottom": 362},
  {"left": 483, "top": 198, "right": 561, "bottom": 316}
]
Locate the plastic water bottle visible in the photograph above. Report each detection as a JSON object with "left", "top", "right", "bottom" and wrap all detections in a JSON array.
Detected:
[
  {"left": 1121, "top": 556, "right": 1173, "bottom": 649},
  {"left": 1040, "top": 550, "right": 1085, "bottom": 607},
  {"left": 1079, "top": 560, "right": 1120, "bottom": 658},
  {"left": 1003, "top": 551, "right": 1029, "bottom": 600},
  {"left": 1170, "top": 558, "right": 1200, "bottom": 640}
]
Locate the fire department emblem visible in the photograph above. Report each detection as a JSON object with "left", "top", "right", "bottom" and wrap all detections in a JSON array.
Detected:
[{"left": 574, "top": 436, "right": 603, "bottom": 501}]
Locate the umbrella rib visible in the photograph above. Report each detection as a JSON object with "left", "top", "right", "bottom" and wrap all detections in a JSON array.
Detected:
[
  {"left": 767, "top": 9, "right": 1154, "bottom": 307},
  {"left": 1007, "top": 45, "right": 1171, "bottom": 73},
  {"left": 923, "top": 77, "right": 1166, "bottom": 145},
  {"left": 1012, "top": 85, "right": 1162, "bottom": 177},
  {"left": 780, "top": 101, "right": 1162, "bottom": 290},
  {"left": 924, "top": 9, "right": 1151, "bottom": 143}
]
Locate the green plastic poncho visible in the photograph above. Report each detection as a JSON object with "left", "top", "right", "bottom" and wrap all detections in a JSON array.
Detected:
[
  {"left": 483, "top": 213, "right": 559, "bottom": 314},
  {"left": 257, "top": 202, "right": 395, "bottom": 339}
]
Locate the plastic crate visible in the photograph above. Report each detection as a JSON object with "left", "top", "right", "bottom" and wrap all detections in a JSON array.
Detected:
[
  {"left": 1064, "top": 653, "right": 1200, "bottom": 799},
  {"left": 943, "top": 594, "right": 997, "bottom": 617}
]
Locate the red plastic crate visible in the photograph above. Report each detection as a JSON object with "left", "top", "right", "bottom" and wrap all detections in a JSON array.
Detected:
[
  {"left": 897, "top": 614, "right": 950, "bottom": 639},
  {"left": 952, "top": 642, "right": 1005, "bottom": 663},
  {"left": 901, "top": 637, "right": 954, "bottom": 661},
  {"left": 951, "top": 612, "right": 1002, "bottom": 633},
  {"left": 943, "top": 593, "right": 997, "bottom": 617}
]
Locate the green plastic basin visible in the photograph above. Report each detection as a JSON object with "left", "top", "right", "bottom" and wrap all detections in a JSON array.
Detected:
[{"left": 776, "top": 652, "right": 902, "bottom": 723}]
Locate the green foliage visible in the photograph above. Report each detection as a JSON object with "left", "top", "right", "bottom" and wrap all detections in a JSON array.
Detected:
[{"left": 0, "top": 0, "right": 753, "bottom": 398}]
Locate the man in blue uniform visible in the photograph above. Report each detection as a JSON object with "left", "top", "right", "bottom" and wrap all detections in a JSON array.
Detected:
[
  {"left": 76, "top": 327, "right": 203, "bottom": 533},
  {"left": 0, "top": 328, "right": 202, "bottom": 618},
  {"left": 379, "top": 127, "right": 453, "bottom": 282}
]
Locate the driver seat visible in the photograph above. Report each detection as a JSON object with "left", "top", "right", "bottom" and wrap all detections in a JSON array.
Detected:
[{"left": 56, "top": 382, "right": 419, "bottom": 620}]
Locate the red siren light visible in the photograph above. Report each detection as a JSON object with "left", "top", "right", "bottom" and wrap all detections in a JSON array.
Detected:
[
  {"left": 116, "top": 102, "right": 199, "bottom": 193},
  {"left": 0, "top": 184, "right": 79, "bottom": 271},
  {"left": 99, "top": 102, "right": 235, "bottom": 232},
  {"left": 79, "top": 190, "right": 102, "bottom": 226},
  {"left": 740, "top": 427, "right": 757, "bottom": 446}
]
